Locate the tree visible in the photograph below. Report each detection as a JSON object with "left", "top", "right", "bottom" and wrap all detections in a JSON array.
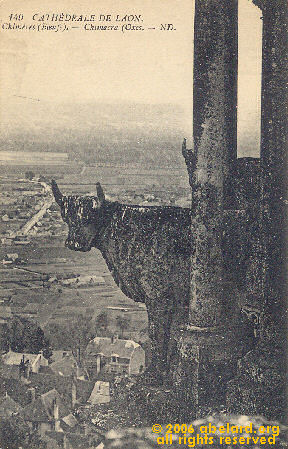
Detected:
[
  {"left": 25, "top": 171, "right": 35, "bottom": 181},
  {"left": 67, "top": 314, "right": 94, "bottom": 362},
  {"left": 0, "top": 416, "right": 46, "bottom": 449},
  {"left": 46, "top": 315, "right": 93, "bottom": 363},
  {"left": 45, "top": 322, "right": 72, "bottom": 350},
  {"left": 95, "top": 311, "right": 109, "bottom": 336},
  {"left": 1, "top": 317, "right": 52, "bottom": 359},
  {"left": 115, "top": 315, "right": 131, "bottom": 338}
]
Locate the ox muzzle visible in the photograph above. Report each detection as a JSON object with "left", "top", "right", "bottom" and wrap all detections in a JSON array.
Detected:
[{"left": 65, "top": 227, "right": 94, "bottom": 252}]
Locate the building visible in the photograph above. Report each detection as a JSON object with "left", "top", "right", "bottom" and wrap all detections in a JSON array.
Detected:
[
  {"left": 44, "top": 431, "right": 104, "bottom": 449},
  {"left": 87, "top": 381, "right": 110, "bottom": 405},
  {"left": 0, "top": 393, "right": 23, "bottom": 417},
  {"left": 22, "top": 389, "right": 70, "bottom": 437},
  {"left": 61, "top": 275, "right": 105, "bottom": 287},
  {"left": 0, "top": 305, "right": 13, "bottom": 324},
  {"left": 49, "top": 351, "right": 86, "bottom": 379},
  {"left": 85, "top": 335, "right": 145, "bottom": 377},
  {"left": 2, "top": 351, "right": 48, "bottom": 376},
  {"left": 2, "top": 253, "right": 19, "bottom": 265}
]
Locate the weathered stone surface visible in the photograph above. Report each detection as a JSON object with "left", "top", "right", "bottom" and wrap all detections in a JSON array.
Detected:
[
  {"left": 259, "top": 0, "right": 287, "bottom": 320},
  {"left": 190, "top": 0, "right": 238, "bottom": 327},
  {"left": 227, "top": 0, "right": 287, "bottom": 421}
]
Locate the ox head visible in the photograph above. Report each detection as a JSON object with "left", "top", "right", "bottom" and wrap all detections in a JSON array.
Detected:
[{"left": 51, "top": 180, "right": 106, "bottom": 252}]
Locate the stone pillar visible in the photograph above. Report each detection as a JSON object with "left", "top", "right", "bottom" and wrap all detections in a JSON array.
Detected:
[
  {"left": 226, "top": 1, "right": 287, "bottom": 421},
  {"left": 174, "top": 0, "right": 239, "bottom": 417},
  {"left": 191, "top": 0, "right": 238, "bottom": 326},
  {"left": 259, "top": 0, "right": 286, "bottom": 415},
  {"left": 258, "top": 0, "right": 287, "bottom": 322}
]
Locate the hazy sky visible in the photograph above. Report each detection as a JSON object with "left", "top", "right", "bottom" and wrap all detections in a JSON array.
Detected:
[
  {"left": 0, "top": 0, "right": 262, "bottom": 156},
  {"left": 238, "top": 0, "right": 262, "bottom": 157}
]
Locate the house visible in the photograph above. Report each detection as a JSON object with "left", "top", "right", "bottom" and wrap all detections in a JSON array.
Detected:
[
  {"left": 61, "top": 275, "right": 105, "bottom": 287},
  {"left": 0, "top": 393, "right": 23, "bottom": 417},
  {"left": 60, "top": 413, "right": 79, "bottom": 431},
  {"left": 22, "top": 387, "right": 104, "bottom": 447},
  {"left": 22, "top": 389, "right": 70, "bottom": 437},
  {"left": 85, "top": 335, "right": 145, "bottom": 377},
  {"left": 1, "top": 237, "right": 13, "bottom": 245},
  {"left": 44, "top": 431, "right": 104, "bottom": 449},
  {"left": 50, "top": 350, "right": 75, "bottom": 364},
  {"left": 63, "top": 432, "right": 104, "bottom": 449},
  {"left": 28, "top": 372, "right": 96, "bottom": 408},
  {"left": 2, "top": 351, "right": 48, "bottom": 376},
  {"left": 0, "top": 305, "right": 13, "bottom": 323},
  {"left": 2, "top": 253, "right": 19, "bottom": 265},
  {"left": 87, "top": 381, "right": 110, "bottom": 405},
  {"left": 50, "top": 351, "right": 85, "bottom": 379}
]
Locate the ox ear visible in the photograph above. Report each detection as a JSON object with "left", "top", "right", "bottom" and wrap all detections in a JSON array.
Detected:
[
  {"left": 51, "top": 179, "right": 63, "bottom": 206},
  {"left": 96, "top": 182, "right": 105, "bottom": 205}
]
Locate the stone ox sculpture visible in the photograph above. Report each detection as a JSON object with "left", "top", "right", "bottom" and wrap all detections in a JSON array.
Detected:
[{"left": 52, "top": 180, "right": 192, "bottom": 384}]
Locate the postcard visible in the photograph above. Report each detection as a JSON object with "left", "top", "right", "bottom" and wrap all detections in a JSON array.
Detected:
[{"left": 0, "top": 1, "right": 286, "bottom": 448}]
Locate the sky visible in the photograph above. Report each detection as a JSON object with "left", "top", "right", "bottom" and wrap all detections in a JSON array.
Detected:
[{"left": 0, "top": 0, "right": 262, "bottom": 156}]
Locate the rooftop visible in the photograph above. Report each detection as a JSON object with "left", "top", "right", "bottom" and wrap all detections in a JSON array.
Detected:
[
  {"left": 22, "top": 388, "right": 70, "bottom": 423},
  {"left": 2, "top": 351, "right": 46, "bottom": 366},
  {"left": 86, "top": 337, "right": 141, "bottom": 360},
  {"left": 0, "top": 394, "right": 22, "bottom": 417}
]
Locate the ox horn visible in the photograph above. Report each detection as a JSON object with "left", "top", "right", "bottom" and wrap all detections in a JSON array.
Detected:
[
  {"left": 96, "top": 182, "right": 105, "bottom": 205},
  {"left": 51, "top": 179, "right": 63, "bottom": 205}
]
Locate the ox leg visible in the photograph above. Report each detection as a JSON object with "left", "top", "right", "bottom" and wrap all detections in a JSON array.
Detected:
[{"left": 144, "top": 296, "right": 175, "bottom": 385}]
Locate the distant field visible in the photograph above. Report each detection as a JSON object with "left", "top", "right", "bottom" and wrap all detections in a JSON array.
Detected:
[
  {"left": 0, "top": 235, "right": 148, "bottom": 341},
  {"left": 0, "top": 151, "right": 68, "bottom": 164},
  {"left": 0, "top": 163, "right": 80, "bottom": 177},
  {"left": 0, "top": 159, "right": 190, "bottom": 194}
]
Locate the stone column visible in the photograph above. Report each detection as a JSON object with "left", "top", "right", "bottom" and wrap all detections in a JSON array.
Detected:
[
  {"left": 174, "top": 0, "right": 239, "bottom": 417},
  {"left": 256, "top": 0, "right": 286, "bottom": 418},
  {"left": 226, "top": 1, "right": 287, "bottom": 421},
  {"left": 191, "top": 0, "right": 238, "bottom": 326},
  {"left": 257, "top": 0, "right": 287, "bottom": 322}
]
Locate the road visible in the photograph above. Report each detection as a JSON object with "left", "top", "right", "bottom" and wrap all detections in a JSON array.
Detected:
[{"left": 19, "top": 198, "right": 53, "bottom": 236}]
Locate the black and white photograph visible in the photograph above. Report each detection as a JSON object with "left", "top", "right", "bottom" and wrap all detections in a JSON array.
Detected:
[{"left": 0, "top": 0, "right": 287, "bottom": 448}]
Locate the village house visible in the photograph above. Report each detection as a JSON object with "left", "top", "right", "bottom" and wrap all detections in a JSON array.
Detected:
[
  {"left": 0, "top": 392, "right": 23, "bottom": 417},
  {"left": 0, "top": 305, "right": 13, "bottom": 324},
  {"left": 49, "top": 350, "right": 86, "bottom": 379},
  {"left": 85, "top": 335, "right": 145, "bottom": 377},
  {"left": 22, "top": 389, "right": 70, "bottom": 437},
  {"left": 0, "top": 370, "right": 105, "bottom": 447},
  {"left": 2, "top": 253, "right": 19, "bottom": 265},
  {"left": 44, "top": 429, "right": 104, "bottom": 449},
  {"left": 60, "top": 275, "right": 105, "bottom": 288},
  {"left": 2, "top": 351, "right": 48, "bottom": 376},
  {"left": 87, "top": 381, "right": 110, "bottom": 405}
]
